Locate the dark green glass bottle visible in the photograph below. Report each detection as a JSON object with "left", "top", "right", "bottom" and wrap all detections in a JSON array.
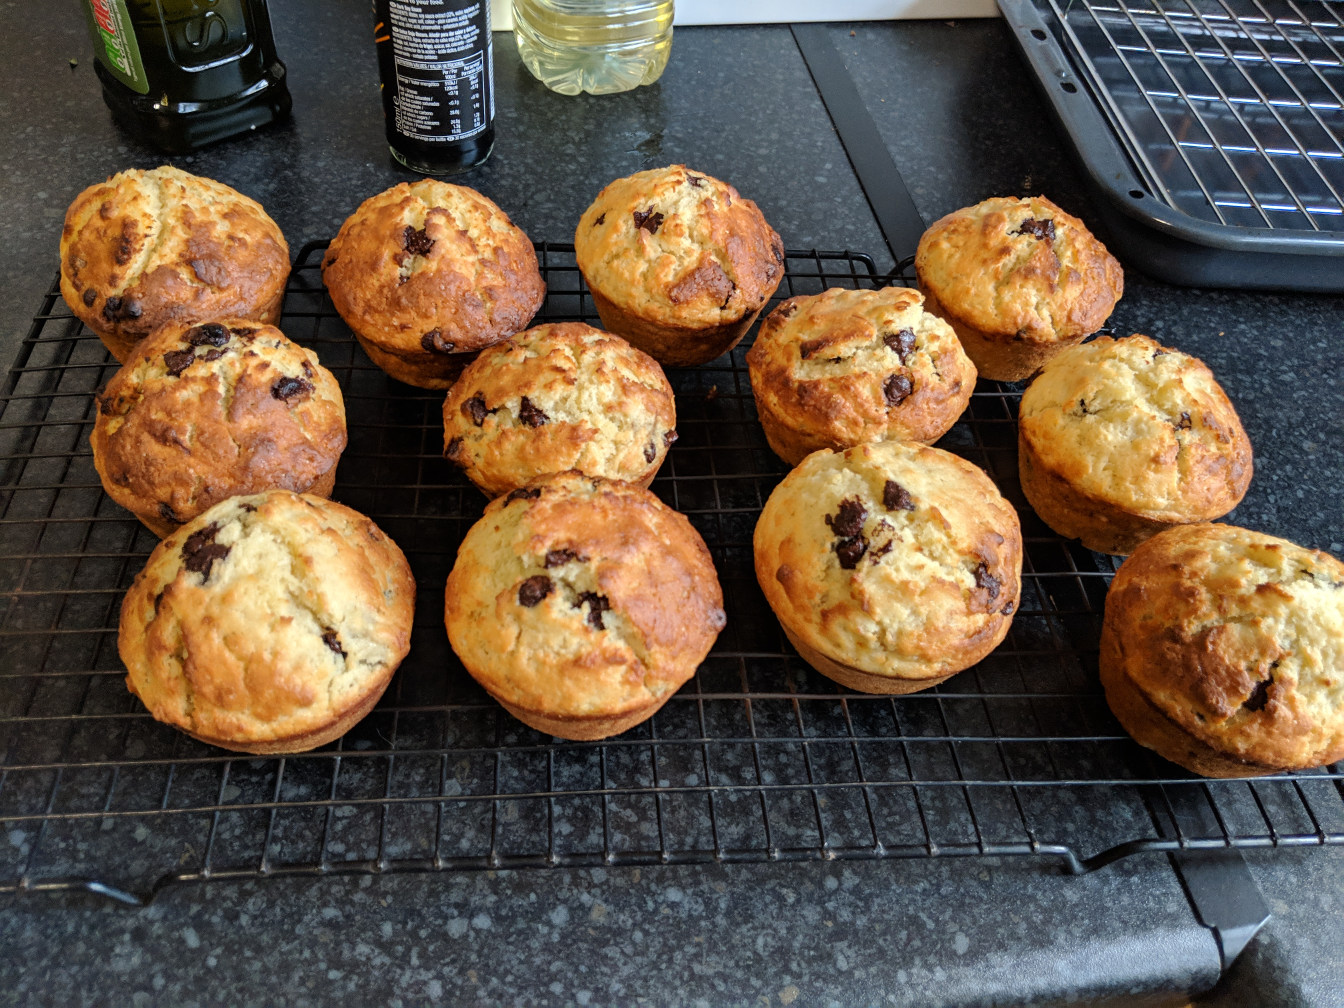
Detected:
[{"left": 81, "top": 0, "right": 292, "bottom": 154}]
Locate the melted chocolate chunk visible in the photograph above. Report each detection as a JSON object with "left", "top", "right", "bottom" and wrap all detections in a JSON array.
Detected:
[
  {"left": 633, "top": 207, "right": 665, "bottom": 234},
  {"left": 884, "top": 328, "right": 916, "bottom": 363},
  {"left": 883, "top": 374, "right": 914, "bottom": 407},
  {"left": 974, "top": 562, "right": 1001, "bottom": 601},
  {"left": 181, "top": 522, "right": 230, "bottom": 581},
  {"left": 883, "top": 480, "right": 916, "bottom": 512},
  {"left": 1243, "top": 676, "right": 1273, "bottom": 712},
  {"left": 163, "top": 349, "right": 195, "bottom": 377},
  {"left": 402, "top": 225, "right": 435, "bottom": 256},
  {"left": 664, "top": 429, "right": 679, "bottom": 447},
  {"left": 576, "top": 591, "right": 611, "bottom": 629},
  {"left": 1174, "top": 411, "right": 1192, "bottom": 430},
  {"left": 231, "top": 326, "right": 258, "bottom": 339},
  {"left": 826, "top": 497, "right": 868, "bottom": 539},
  {"left": 518, "top": 396, "right": 548, "bottom": 428},
  {"left": 834, "top": 536, "right": 868, "bottom": 569},
  {"left": 1013, "top": 218, "right": 1056, "bottom": 242},
  {"left": 321, "top": 629, "right": 347, "bottom": 659},
  {"left": 869, "top": 540, "right": 893, "bottom": 562},
  {"left": 185, "top": 323, "right": 231, "bottom": 347},
  {"left": 462, "top": 393, "right": 491, "bottom": 426},
  {"left": 102, "top": 295, "right": 142, "bottom": 322},
  {"left": 199, "top": 349, "right": 225, "bottom": 363},
  {"left": 517, "top": 575, "right": 553, "bottom": 607},
  {"left": 157, "top": 501, "right": 181, "bottom": 525},
  {"left": 1001, "top": 600, "right": 1016, "bottom": 616},
  {"left": 506, "top": 486, "right": 542, "bottom": 504},
  {"left": 82, "top": 288, "right": 97, "bottom": 307},
  {"left": 776, "top": 301, "right": 798, "bottom": 320},
  {"left": 444, "top": 436, "right": 463, "bottom": 462},
  {"left": 272, "top": 375, "right": 314, "bottom": 402},
  {"left": 686, "top": 174, "right": 705, "bottom": 187},
  {"left": 421, "top": 329, "right": 456, "bottom": 354},
  {"left": 644, "top": 442, "right": 656, "bottom": 463},
  {"left": 544, "top": 549, "right": 583, "bottom": 568}
]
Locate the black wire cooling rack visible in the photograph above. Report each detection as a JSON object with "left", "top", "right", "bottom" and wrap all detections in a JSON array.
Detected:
[{"left": 2, "top": 242, "right": 1341, "bottom": 905}]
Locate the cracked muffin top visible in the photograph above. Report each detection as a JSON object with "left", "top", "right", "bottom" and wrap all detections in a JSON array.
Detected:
[
  {"left": 442, "top": 322, "right": 677, "bottom": 497},
  {"left": 445, "top": 472, "right": 725, "bottom": 738},
  {"left": 322, "top": 180, "right": 544, "bottom": 387},
  {"left": 91, "top": 319, "right": 347, "bottom": 538},
  {"left": 60, "top": 165, "right": 290, "bottom": 362},
  {"left": 1100, "top": 523, "right": 1344, "bottom": 775},
  {"left": 118, "top": 491, "right": 415, "bottom": 755}
]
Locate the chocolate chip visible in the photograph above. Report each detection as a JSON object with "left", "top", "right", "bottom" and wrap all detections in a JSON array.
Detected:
[
  {"left": 775, "top": 301, "right": 798, "bottom": 320},
  {"left": 884, "top": 328, "right": 916, "bottom": 363},
  {"left": 272, "top": 376, "right": 314, "bottom": 402},
  {"left": 974, "top": 562, "right": 1001, "bottom": 601},
  {"left": 102, "top": 296, "right": 142, "bottom": 322},
  {"left": 82, "top": 288, "right": 97, "bottom": 307},
  {"left": 163, "top": 349, "right": 195, "bottom": 377},
  {"left": 576, "top": 591, "right": 610, "bottom": 629},
  {"left": 643, "top": 442, "right": 656, "bottom": 463},
  {"left": 633, "top": 207, "right": 665, "bottom": 234},
  {"left": 115, "top": 234, "right": 134, "bottom": 266},
  {"left": 1243, "top": 676, "right": 1273, "bottom": 712},
  {"left": 664, "top": 429, "right": 679, "bottom": 447},
  {"left": 157, "top": 501, "right": 181, "bottom": 525},
  {"left": 402, "top": 225, "right": 435, "bottom": 256},
  {"left": 593, "top": 212, "right": 606, "bottom": 226},
  {"left": 544, "top": 548, "right": 583, "bottom": 567},
  {"left": 1001, "top": 601, "right": 1016, "bottom": 616},
  {"left": 230, "top": 326, "right": 258, "bottom": 339},
  {"left": 883, "top": 480, "right": 916, "bottom": 512},
  {"left": 421, "top": 329, "right": 456, "bottom": 354},
  {"left": 1174, "top": 411, "right": 1192, "bottom": 430},
  {"left": 185, "top": 323, "right": 231, "bottom": 347},
  {"left": 883, "top": 374, "right": 914, "bottom": 407},
  {"left": 826, "top": 497, "right": 867, "bottom": 539},
  {"left": 834, "top": 536, "right": 867, "bottom": 569},
  {"left": 444, "top": 436, "right": 463, "bottom": 462},
  {"left": 182, "top": 522, "right": 230, "bottom": 581},
  {"left": 321, "top": 629, "right": 347, "bottom": 659},
  {"left": 1013, "top": 218, "right": 1056, "bottom": 242},
  {"left": 518, "top": 396, "right": 548, "bottom": 428},
  {"left": 517, "top": 575, "right": 553, "bottom": 607},
  {"left": 687, "top": 174, "right": 705, "bottom": 187},
  {"left": 506, "top": 486, "right": 542, "bottom": 504},
  {"left": 869, "top": 540, "right": 893, "bottom": 561},
  {"left": 199, "top": 348, "right": 225, "bottom": 363},
  {"left": 462, "top": 393, "right": 491, "bottom": 426}
]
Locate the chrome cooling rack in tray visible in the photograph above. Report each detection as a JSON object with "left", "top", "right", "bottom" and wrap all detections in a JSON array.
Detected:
[{"left": 2, "top": 242, "right": 1341, "bottom": 905}]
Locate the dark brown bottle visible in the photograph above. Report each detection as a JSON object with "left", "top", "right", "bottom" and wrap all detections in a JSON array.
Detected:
[
  {"left": 373, "top": 0, "right": 495, "bottom": 175},
  {"left": 81, "top": 0, "right": 291, "bottom": 154}
]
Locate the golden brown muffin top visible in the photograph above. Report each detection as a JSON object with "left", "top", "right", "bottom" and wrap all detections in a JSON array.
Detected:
[
  {"left": 1019, "top": 333, "right": 1252, "bottom": 521},
  {"left": 914, "top": 195, "right": 1123, "bottom": 345},
  {"left": 60, "top": 165, "right": 290, "bottom": 357},
  {"left": 445, "top": 472, "right": 725, "bottom": 721},
  {"left": 746, "top": 286, "right": 977, "bottom": 463},
  {"left": 1103, "top": 523, "right": 1344, "bottom": 772},
  {"left": 91, "top": 319, "right": 347, "bottom": 534},
  {"left": 118, "top": 491, "right": 415, "bottom": 754},
  {"left": 753, "top": 441, "right": 1021, "bottom": 682},
  {"left": 322, "top": 180, "right": 544, "bottom": 355},
  {"left": 442, "top": 322, "right": 677, "bottom": 497},
  {"left": 573, "top": 164, "right": 785, "bottom": 330}
]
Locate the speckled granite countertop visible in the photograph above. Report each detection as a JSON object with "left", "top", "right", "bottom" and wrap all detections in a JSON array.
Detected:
[{"left": 1, "top": 2, "right": 1341, "bottom": 1005}]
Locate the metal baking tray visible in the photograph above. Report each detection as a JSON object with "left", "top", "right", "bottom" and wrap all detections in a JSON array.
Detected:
[
  {"left": 999, "top": 0, "right": 1344, "bottom": 291},
  {"left": 1, "top": 242, "right": 1341, "bottom": 904}
]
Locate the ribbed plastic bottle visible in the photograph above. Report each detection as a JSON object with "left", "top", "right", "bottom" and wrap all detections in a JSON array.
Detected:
[
  {"left": 512, "top": 0, "right": 673, "bottom": 96},
  {"left": 80, "top": 0, "right": 291, "bottom": 154}
]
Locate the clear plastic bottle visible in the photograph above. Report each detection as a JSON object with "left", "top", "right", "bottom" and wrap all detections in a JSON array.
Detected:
[{"left": 512, "top": 0, "right": 673, "bottom": 96}]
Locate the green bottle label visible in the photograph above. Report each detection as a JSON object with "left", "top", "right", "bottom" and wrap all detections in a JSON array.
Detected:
[{"left": 84, "top": 0, "right": 150, "bottom": 94}]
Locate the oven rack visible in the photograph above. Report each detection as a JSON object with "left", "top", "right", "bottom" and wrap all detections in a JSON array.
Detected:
[{"left": 1, "top": 242, "right": 1341, "bottom": 905}]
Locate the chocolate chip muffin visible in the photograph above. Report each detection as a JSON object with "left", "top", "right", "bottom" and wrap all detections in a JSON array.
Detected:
[
  {"left": 915, "top": 195, "right": 1123, "bottom": 381},
  {"left": 444, "top": 472, "right": 726, "bottom": 740},
  {"left": 573, "top": 164, "right": 785, "bottom": 367},
  {"left": 1100, "top": 523, "right": 1344, "bottom": 778},
  {"left": 1018, "top": 333, "right": 1252, "bottom": 555},
  {"left": 119, "top": 491, "right": 415, "bottom": 755},
  {"left": 60, "top": 166, "right": 290, "bottom": 362},
  {"left": 754, "top": 441, "right": 1021, "bottom": 694},
  {"left": 442, "top": 322, "right": 677, "bottom": 497},
  {"left": 91, "top": 319, "right": 347, "bottom": 538},
  {"left": 746, "top": 286, "right": 977, "bottom": 466},
  {"left": 322, "top": 180, "right": 545, "bottom": 388}
]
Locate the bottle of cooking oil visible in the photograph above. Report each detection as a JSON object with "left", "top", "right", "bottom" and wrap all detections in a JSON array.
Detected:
[
  {"left": 512, "top": 0, "right": 673, "bottom": 96},
  {"left": 79, "top": 0, "right": 291, "bottom": 153}
]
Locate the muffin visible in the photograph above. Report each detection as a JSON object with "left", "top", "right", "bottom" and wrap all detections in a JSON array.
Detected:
[
  {"left": 573, "top": 164, "right": 785, "bottom": 367},
  {"left": 1018, "top": 333, "right": 1252, "bottom": 555},
  {"left": 753, "top": 441, "right": 1021, "bottom": 694},
  {"left": 1100, "top": 523, "right": 1344, "bottom": 778},
  {"left": 444, "top": 472, "right": 726, "bottom": 740},
  {"left": 91, "top": 319, "right": 347, "bottom": 538},
  {"left": 321, "top": 180, "right": 545, "bottom": 388},
  {"left": 746, "top": 286, "right": 977, "bottom": 466},
  {"left": 914, "top": 195, "right": 1123, "bottom": 381},
  {"left": 442, "top": 322, "right": 677, "bottom": 497},
  {"left": 60, "top": 166, "right": 291, "bottom": 363},
  {"left": 118, "top": 491, "right": 415, "bottom": 755}
]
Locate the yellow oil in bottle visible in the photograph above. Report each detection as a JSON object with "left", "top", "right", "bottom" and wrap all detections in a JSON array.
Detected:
[{"left": 513, "top": 0, "right": 673, "bottom": 96}]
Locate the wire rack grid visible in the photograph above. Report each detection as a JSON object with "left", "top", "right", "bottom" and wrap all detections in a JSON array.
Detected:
[{"left": 1, "top": 242, "right": 1341, "bottom": 905}]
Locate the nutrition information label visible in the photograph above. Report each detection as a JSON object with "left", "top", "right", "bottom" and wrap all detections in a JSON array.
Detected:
[{"left": 383, "top": 0, "right": 494, "bottom": 142}]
